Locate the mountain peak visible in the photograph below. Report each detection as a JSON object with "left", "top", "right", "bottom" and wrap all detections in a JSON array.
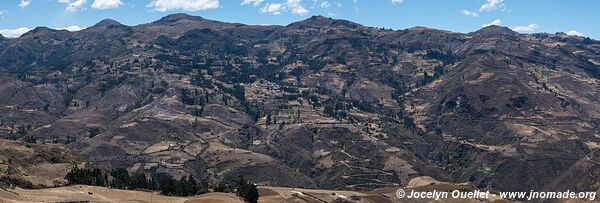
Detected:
[
  {"left": 20, "top": 26, "right": 65, "bottom": 37},
  {"left": 153, "top": 13, "right": 205, "bottom": 24},
  {"left": 289, "top": 15, "right": 361, "bottom": 28},
  {"left": 308, "top": 15, "right": 329, "bottom": 20},
  {"left": 301, "top": 15, "right": 335, "bottom": 24},
  {"left": 92, "top": 19, "right": 125, "bottom": 28},
  {"left": 474, "top": 25, "right": 518, "bottom": 36}
]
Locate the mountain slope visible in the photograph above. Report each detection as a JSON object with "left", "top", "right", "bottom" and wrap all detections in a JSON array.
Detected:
[{"left": 0, "top": 14, "right": 598, "bottom": 193}]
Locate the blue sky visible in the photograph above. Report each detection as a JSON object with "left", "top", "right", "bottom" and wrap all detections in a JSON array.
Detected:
[{"left": 0, "top": 0, "right": 597, "bottom": 39}]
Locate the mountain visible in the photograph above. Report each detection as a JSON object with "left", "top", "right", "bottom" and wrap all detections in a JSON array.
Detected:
[{"left": 0, "top": 14, "right": 599, "bottom": 194}]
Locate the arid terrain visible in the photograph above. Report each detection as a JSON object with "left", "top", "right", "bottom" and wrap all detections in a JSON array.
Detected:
[
  {"left": 0, "top": 13, "right": 599, "bottom": 200},
  {"left": 1, "top": 177, "right": 512, "bottom": 203}
]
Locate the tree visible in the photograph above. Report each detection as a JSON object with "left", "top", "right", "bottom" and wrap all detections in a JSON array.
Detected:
[
  {"left": 129, "top": 173, "right": 150, "bottom": 189},
  {"left": 180, "top": 89, "right": 196, "bottom": 105},
  {"left": 64, "top": 167, "right": 106, "bottom": 186},
  {"left": 159, "top": 175, "right": 176, "bottom": 196},
  {"left": 213, "top": 182, "right": 232, "bottom": 193},
  {"left": 266, "top": 113, "right": 272, "bottom": 125},
  {"left": 191, "top": 73, "right": 204, "bottom": 86},
  {"left": 583, "top": 37, "right": 593, "bottom": 44},
  {"left": 232, "top": 84, "right": 246, "bottom": 102},
  {"left": 110, "top": 168, "right": 130, "bottom": 189},
  {"left": 235, "top": 177, "right": 259, "bottom": 203},
  {"left": 192, "top": 106, "right": 204, "bottom": 117},
  {"left": 175, "top": 176, "right": 187, "bottom": 196},
  {"left": 324, "top": 104, "right": 335, "bottom": 117},
  {"left": 158, "top": 174, "right": 206, "bottom": 197},
  {"left": 66, "top": 167, "right": 209, "bottom": 197},
  {"left": 185, "top": 175, "right": 199, "bottom": 196}
]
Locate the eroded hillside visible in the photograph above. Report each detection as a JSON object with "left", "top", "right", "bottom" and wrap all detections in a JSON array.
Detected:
[{"left": 0, "top": 14, "right": 598, "bottom": 193}]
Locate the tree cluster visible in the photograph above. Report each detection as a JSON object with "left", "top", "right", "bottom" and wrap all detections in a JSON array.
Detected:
[
  {"left": 425, "top": 49, "right": 459, "bottom": 65},
  {"left": 65, "top": 167, "right": 208, "bottom": 197},
  {"left": 158, "top": 175, "right": 207, "bottom": 197},
  {"left": 235, "top": 177, "right": 259, "bottom": 203},
  {"left": 64, "top": 167, "right": 107, "bottom": 186},
  {"left": 65, "top": 167, "right": 260, "bottom": 201}
]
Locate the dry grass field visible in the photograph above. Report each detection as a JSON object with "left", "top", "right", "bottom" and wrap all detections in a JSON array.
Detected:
[{"left": 0, "top": 176, "right": 519, "bottom": 203}]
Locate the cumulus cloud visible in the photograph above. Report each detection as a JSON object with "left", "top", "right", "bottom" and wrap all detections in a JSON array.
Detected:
[
  {"left": 19, "top": 0, "right": 32, "bottom": 8},
  {"left": 460, "top": 10, "right": 479, "bottom": 17},
  {"left": 148, "top": 0, "right": 220, "bottom": 12},
  {"left": 566, "top": 30, "right": 584, "bottom": 37},
  {"left": 58, "top": 0, "right": 87, "bottom": 12},
  {"left": 59, "top": 25, "right": 85, "bottom": 31},
  {"left": 67, "top": 0, "right": 87, "bottom": 12},
  {"left": 91, "top": 0, "right": 123, "bottom": 9},
  {"left": 241, "top": 0, "right": 264, "bottom": 7},
  {"left": 261, "top": 3, "right": 283, "bottom": 15},
  {"left": 391, "top": 0, "right": 404, "bottom": 4},
  {"left": 254, "top": 0, "right": 309, "bottom": 16},
  {"left": 0, "top": 27, "right": 31, "bottom": 38},
  {"left": 287, "top": 0, "right": 308, "bottom": 16},
  {"left": 482, "top": 19, "right": 501, "bottom": 27},
  {"left": 480, "top": 0, "right": 504, "bottom": 12},
  {"left": 510, "top": 23, "right": 539, "bottom": 32},
  {"left": 320, "top": 1, "right": 330, "bottom": 8}
]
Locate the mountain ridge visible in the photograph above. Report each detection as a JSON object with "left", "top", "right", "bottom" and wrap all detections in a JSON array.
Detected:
[
  {"left": 0, "top": 14, "right": 598, "bottom": 194},
  {"left": 4, "top": 14, "right": 598, "bottom": 41}
]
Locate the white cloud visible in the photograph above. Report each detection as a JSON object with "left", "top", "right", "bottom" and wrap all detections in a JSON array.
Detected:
[
  {"left": 148, "top": 0, "right": 220, "bottom": 12},
  {"left": 19, "top": 0, "right": 32, "bottom": 8},
  {"left": 59, "top": 0, "right": 87, "bottom": 12},
  {"left": 566, "top": 30, "right": 584, "bottom": 37},
  {"left": 241, "top": 0, "right": 264, "bottom": 7},
  {"left": 320, "top": 1, "right": 330, "bottom": 8},
  {"left": 480, "top": 0, "right": 504, "bottom": 12},
  {"left": 0, "top": 27, "right": 31, "bottom": 38},
  {"left": 261, "top": 3, "right": 284, "bottom": 15},
  {"left": 460, "top": 10, "right": 479, "bottom": 17},
  {"left": 482, "top": 19, "right": 501, "bottom": 27},
  {"left": 391, "top": 0, "right": 403, "bottom": 4},
  {"left": 287, "top": 0, "right": 308, "bottom": 16},
  {"left": 510, "top": 23, "right": 539, "bottom": 33},
  {"left": 59, "top": 25, "right": 85, "bottom": 31},
  {"left": 326, "top": 11, "right": 335, "bottom": 17},
  {"left": 91, "top": 0, "right": 123, "bottom": 9},
  {"left": 255, "top": 0, "right": 309, "bottom": 16}
]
